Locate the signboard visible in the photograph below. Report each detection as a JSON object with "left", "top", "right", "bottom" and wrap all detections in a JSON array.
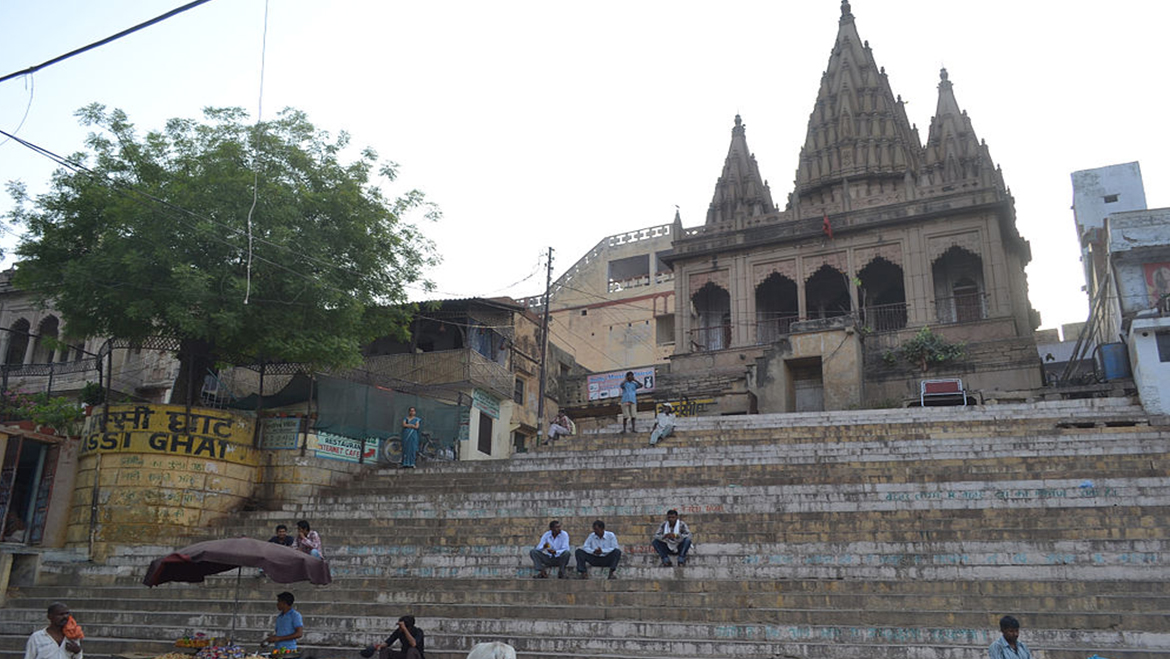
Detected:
[
  {"left": 1143, "top": 262, "right": 1170, "bottom": 308},
  {"left": 260, "top": 417, "right": 302, "bottom": 450},
  {"left": 587, "top": 367, "right": 656, "bottom": 402},
  {"left": 310, "top": 432, "right": 379, "bottom": 463},
  {"left": 80, "top": 404, "right": 258, "bottom": 466},
  {"left": 472, "top": 389, "right": 500, "bottom": 419},
  {"left": 655, "top": 398, "right": 715, "bottom": 417}
]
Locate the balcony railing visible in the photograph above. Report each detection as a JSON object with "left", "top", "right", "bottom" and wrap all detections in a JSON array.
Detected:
[
  {"left": 689, "top": 325, "right": 731, "bottom": 352},
  {"left": 934, "top": 293, "right": 988, "bottom": 325},
  {"left": 860, "top": 302, "right": 908, "bottom": 333},
  {"left": 755, "top": 314, "right": 800, "bottom": 344},
  {"left": 365, "top": 349, "right": 514, "bottom": 400}
]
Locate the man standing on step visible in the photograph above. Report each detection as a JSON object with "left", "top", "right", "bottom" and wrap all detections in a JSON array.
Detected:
[
  {"left": 575, "top": 519, "right": 622, "bottom": 579},
  {"left": 530, "top": 520, "right": 571, "bottom": 578},
  {"left": 988, "top": 615, "right": 1032, "bottom": 659},
  {"left": 377, "top": 615, "right": 425, "bottom": 659},
  {"left": 651, "top": 509, "right": 692, "bottom": 567},
  {"left": 266, "top": 592, "right": 303, "bottom": 652},
  {"left": 24, "top": 602, "right": 82, "bottom": 659},
  {"left": 619, "top": 371, "right": 643, "bottom": 433}
]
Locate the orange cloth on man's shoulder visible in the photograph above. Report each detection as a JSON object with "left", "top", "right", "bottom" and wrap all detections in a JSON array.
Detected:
[{"left": 63, "top": 616, "right": 84, "bottom": 640}]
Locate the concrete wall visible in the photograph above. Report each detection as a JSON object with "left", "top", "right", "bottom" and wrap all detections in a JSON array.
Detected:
[
  {"left": 1129, "top": 316, "right": 1170, "bottom": 415},
  {"left": 1107, "top": 208, "right": 1170, "bottom": 317},
  {"left": 523, "top": 225, "right": 677, "bottom": 372},
  {"left": 755, "top": 325, "right": 863, "bottom": 413},
  {"left": 1072, "top": 162, "right": 1146, "bottom": 239},
  {"left": 70, "top": 404, "right": 260, "bottom": 559}
]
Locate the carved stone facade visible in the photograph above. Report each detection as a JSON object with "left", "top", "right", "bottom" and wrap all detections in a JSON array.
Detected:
[{"left": 664, "top": 1, "right": 1041, "bottom": 413}]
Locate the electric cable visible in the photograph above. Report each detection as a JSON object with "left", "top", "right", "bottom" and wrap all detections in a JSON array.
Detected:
[
  {"left": 243, "top": 0, "right": 270, "bottom": 305},
  {"left": 0, "top": 75, "right": 35, "bottom": 148},
  {"left": 0, "top": 0, "right": 215, "bottom": 85}
]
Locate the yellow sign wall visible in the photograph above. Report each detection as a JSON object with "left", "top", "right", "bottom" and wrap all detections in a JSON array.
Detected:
[{"left": 80, "top": 404, "right": 258, "bottom": 466}]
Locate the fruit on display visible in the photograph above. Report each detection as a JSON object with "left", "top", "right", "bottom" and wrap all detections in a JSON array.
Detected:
[{"left": 176, "top": 633, "right": 211, "bottom": 649}]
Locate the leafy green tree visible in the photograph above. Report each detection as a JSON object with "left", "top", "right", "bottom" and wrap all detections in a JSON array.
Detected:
[{"left": 7, "top": 105, "right": 438, "bottom": 403}]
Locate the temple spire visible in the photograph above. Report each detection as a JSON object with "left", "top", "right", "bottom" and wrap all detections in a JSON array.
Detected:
[
  {"left": 792, "top": 1, "right": 922, "bottom": 215},
  {"left": 922, "top": 67, "right": 1002, "bottom": 190},
  {"left": 705, "top": 115, "right": 776, "bottom": 228}
]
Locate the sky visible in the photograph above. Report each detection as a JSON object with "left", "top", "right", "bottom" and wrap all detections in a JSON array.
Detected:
[{"left": 1, "top": 1, "right": 1167, "bottom": 335}]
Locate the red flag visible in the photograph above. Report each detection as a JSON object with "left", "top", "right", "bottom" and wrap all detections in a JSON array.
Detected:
[{"left": 822, "top": 213, "right": 833, "bottom": 239}]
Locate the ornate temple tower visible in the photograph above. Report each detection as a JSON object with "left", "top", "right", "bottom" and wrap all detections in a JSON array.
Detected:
[{"left": 665, "top": 1, "right": 1040, "bottom": 413}]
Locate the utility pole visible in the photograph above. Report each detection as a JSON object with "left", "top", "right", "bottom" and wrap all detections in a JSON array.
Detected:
[{"left": 535, "top": 247, "right": 554, "bottom": 445}]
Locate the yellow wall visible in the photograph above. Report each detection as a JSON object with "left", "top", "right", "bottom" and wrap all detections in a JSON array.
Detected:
[{"left": 69, "top": 405, "right": 259, "bottom": 559}]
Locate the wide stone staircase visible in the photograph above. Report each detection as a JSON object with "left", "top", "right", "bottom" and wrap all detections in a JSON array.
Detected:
[{"left": 2, "top": 398, "right": 1168, "bottom": 659}]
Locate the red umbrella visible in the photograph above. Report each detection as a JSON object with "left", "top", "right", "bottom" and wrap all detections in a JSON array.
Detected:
[
  {"left": 143, "top": 537, "right": 331, "bottom": 644},
  {"left": 143, "top": 537, "right": 332, "bottom": 586}
]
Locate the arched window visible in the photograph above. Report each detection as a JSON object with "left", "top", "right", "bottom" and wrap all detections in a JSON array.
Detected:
[
  {"left": 755, "top": 273, "right": 799, "bottom": 343},
  {"left": 857, "top": 257, "right": 907, "bottom": 332},
  {"left": 691, "top": 282, "right": 731, "bottom": 351}
]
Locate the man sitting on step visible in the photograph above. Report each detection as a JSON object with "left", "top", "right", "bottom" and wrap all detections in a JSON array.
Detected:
[
  {"left": 575, "top": 519, "right": 622, "bottom": 579},
  {"left": 376, "top": 615, "right": 425, "bottom": 659},
  {"left": 529, "top": 520, "right": 571, "bottom": 578},
  {"left": 648, "top": 404, "right": 676, "bottom": 446},
  {"left": 988, "top": 615, "right": 1032, "bottom": 659},
  {"left": 651, "top": 509, "right": 692, "bottom": 567}
]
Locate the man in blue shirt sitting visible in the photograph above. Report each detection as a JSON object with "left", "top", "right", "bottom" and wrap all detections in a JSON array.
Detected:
[
  {"left": 266, "top": 592, "right": 303, "bottom": 651},
  {"left": 988, "top": 615, "right": 1032, "bottom": 659}
]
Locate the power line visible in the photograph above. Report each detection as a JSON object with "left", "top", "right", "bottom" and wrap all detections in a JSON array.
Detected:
[
  {"left": 0, "top": 75, "right": 34, "bottom": 148},
  {"left": 0, "top": 0, "right": 215, "bottom": 85}
]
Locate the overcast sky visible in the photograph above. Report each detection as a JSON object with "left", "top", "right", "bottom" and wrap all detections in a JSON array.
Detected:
[{"left": 1, "top": 1, "right": 1167, "bottom": 335}]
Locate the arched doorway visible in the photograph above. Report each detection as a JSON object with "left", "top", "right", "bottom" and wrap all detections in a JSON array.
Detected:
[
  {"left": 755, "top": 273, "right": 799, "bottom": 343},
  {"left": 5, "top": 319, "right": 30, "bottom": 366},
  {"left": 692, "top": 282, "right": 731, "bottom": 351},
  {"left": 857, "top": 257, "right": 907, "bottom": 332},
  {"left": 32, "top": 316, "right": 59, "bottom": 364},
  {"left": 932, "top": 247, "right": 985, "bottom": 323},
  {"left": 805, "top": 265, "right": 852, "bottom": 321}
]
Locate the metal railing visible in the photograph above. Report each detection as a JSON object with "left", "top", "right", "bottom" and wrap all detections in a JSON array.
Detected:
[
  {"left": 689, "top": 325, "right": 731, "bottom": 351},
  {"left": 860, "top": 302, "right": 908, "bottom": 333},
  {"left": 934, "top": 293, "right": 987, "bottom": 325},
  {"left": 755, "top": 314, "right": 800, "bottom": 344}
]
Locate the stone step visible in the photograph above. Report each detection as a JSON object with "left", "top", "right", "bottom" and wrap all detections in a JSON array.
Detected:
[
  {"left": 306, "top": 448, "right": 1170, "bottom": 496},
  {"left": 97, "top": 538, "right": 1170, "bottom": 571},
  {"left": 15, "top": 576, "right": 1170, "bottom": 600},
  {"left": 2, "top": 618, "right": 1165, "bottom": 659}
]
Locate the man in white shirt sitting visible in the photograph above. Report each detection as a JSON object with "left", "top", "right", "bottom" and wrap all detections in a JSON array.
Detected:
[
  {"left": 24, "top": 602, "right": 82, "bottom": 659},
  {"left": 648, "top": 404, "right": 676, "bottom": 446},
  {"left": 575, "top": 519, "right": 622, "bottom": 579},
  {"left": 651, "top": 509, "right": 693, "bottom": 567},
  {"left": 529, "top": 520, "right": 571, "bottom": 579}
]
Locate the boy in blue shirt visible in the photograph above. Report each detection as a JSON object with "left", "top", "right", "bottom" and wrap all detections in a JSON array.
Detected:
[
  {"left": 267, "top": 592, "right": 303, "bottom": 650},
  {"left": 619, "top": 372, "right": 643, "bottom": 434}
]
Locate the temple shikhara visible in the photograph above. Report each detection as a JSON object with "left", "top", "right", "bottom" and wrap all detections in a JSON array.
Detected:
[{"left": 662, "top": 0, "right": 1040, "bottom": 412}]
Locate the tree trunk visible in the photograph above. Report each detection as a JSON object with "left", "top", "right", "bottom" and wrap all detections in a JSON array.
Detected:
[{"left": 169, "top": 338, "right": 216, "bottom": 406}]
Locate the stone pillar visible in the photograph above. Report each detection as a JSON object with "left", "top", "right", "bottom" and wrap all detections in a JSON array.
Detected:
[
  {"left": 0, "top": 333, "right": 10, "bottom": 366},
  {"left": 22, "top": 334, "right": 36, "bottom": 365}
]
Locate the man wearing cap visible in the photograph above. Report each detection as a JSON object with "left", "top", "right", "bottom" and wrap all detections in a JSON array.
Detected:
[{"left": 648, "top": 403, "right": 676, "bottom": 446}]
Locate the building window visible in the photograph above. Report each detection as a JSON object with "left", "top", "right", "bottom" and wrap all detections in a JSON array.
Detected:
[
  {"left": 513, "top": 377, "right": 525, "bottom": 404},
  {"left": 656, "top": 314, "right": 675, "bottom": 345},
  {"left": 1156, "top": 332, "right": 1170, "bottom": 362},
  {"left": 477, "top": 411, "right": 493, "bottom": 454},
  {"left": 1103, "top": 194, "right": 1119, "bottom": 203},
  {"left": 608, "top": 254, "right": 651, "bottom": 292}
]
